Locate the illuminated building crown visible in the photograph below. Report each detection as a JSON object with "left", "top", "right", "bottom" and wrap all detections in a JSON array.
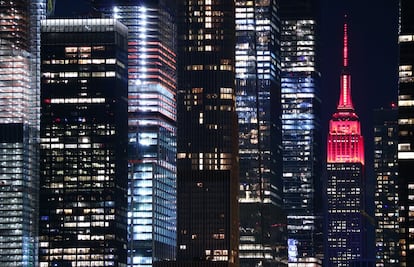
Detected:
[{"left": 327, "top": 17, "right": 365, "bottom": 165}]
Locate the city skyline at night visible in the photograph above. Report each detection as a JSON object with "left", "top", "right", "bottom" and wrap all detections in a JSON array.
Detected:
[
  {"left": 235, "top": 0, "right": 287, "bottom": 266},
  {"left": 279, "top": 0, "right": 324, "bottom": 264},
  {"left": 0, "top": 0, "right": 404, "bottom": 267}
]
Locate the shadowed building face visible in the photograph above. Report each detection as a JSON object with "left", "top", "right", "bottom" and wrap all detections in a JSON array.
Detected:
[{"left": 176, "top": 0, "right": 239, "bottom": 265}]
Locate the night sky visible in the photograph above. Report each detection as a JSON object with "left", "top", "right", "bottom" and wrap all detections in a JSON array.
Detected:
[{"left": 55, "top": 0, "right": 399, "bottom": 225}]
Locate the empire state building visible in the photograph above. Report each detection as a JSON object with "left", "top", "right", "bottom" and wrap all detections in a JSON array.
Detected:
[{"left": 326, "top": 19, "right": 366, "bottom": 267}]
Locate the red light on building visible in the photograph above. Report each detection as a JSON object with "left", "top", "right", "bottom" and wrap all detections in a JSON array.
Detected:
[{"left": 327, "top": 19, "right": 365, "bottom": 165}]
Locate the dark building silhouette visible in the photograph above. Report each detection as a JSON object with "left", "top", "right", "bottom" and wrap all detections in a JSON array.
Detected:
[
  {"left": 398, "top": 0, "right": 414, "bottom": 266},
  {"left": 234, "top": 0, "right": 287, "bottom": 266},
  {"left": 326, "top": 20, "right": 366, "bottom": 267},
  {"left": 92, "top": 1, "right": 178, "bottom": 266},
  {"left": 39, "top": 18, "right": 128, "bottom": 266},
  {"left": 279, "top": 0, "right": 323, "bottom": 265},
  {"left": 373, "top": 106, "right": 399, "bottom": 266},
  {"left": 175, "top": 0, "right": 239, "bottom": 265},
  {"left": 0, "top": 0, "right": 45, "bottom": 265}
]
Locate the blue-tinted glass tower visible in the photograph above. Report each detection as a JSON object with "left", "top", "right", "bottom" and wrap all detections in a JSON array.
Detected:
[{"left": 279, "top": 0, "right": 323, "bottom": 265}]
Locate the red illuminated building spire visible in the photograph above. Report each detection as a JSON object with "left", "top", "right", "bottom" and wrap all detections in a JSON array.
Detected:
[
  {"left": 327, "top": 17, "right": 365, "bottom": 165},
  {"left": 338, "top": 16, "right": 354, "bottom": 110}
]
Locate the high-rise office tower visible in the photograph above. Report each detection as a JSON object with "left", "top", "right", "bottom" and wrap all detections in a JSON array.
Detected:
[
  {"left": 39, "top": 18, "right": 128, "bottom": 266},
  {"left": 176, "top": 0, "right": 239, "bottom": 265},
  {"left": 92, "top": 1, "right": 177, "bottom": 266},
  {"left": 279, "top": 0, "right": 323, "bottom": 265},
  {"left": 398, "top": 0, "right": 414, "bottom": 266},
  {"left": 373, "top": 106, "right": 399, "bottom": 267},
  {"left": 0, "top": 0, "right": 45, "bottom": 266},
  {"left": 326, "top": 20, "right": 366, "bottom": 267},
  {"left": 234, "top": 1, "right": 287, "bottom": 266}
]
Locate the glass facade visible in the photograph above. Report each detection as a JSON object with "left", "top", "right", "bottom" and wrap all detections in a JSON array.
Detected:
[
  {"left": 176, "top": 0, "right": 239, "bottom": 265},
  {"left": 373, "top": 106, "right": 399, "bottom": 266},
  {"left": 0, "top": 0, "right": 45, "bottom": 266},
  {"left": 39, "top": 18, "right": 128, "bottom": 267},
  {"left": 92, "top": 1, "right": 177, "bottom": 266},
  {"left": 326, "top": 21, "right": 366, "bottom": 267},
  {"left": 234, "top": 0, "right": 287, "bottom": 266},
  {"left": 398, "top": 0, "right": 414, "bottom": 266},
  {"left": 279, "top": 1, "right": 323, "bottom": 265}
]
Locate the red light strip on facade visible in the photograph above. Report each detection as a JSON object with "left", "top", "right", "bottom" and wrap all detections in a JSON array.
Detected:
[{"left": 343, "top": 22, "right": 348, "bottom": 68}]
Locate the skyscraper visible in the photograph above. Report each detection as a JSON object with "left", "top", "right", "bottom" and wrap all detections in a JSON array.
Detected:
[
  {"left": 234, "top": 1, "right": 287, "bottom": 266},
  {"left": 326, "top": 20, "right": 366, "bottom": 267},
  {"left": 279, "top": 0, "right": 323, "bottom": 265},
  {"left": 0, "top": 0, "right": 45, "bottom": 265},
  {"left": 373, "top": 106, "right": 399, "bottom": 267},
  {"left": 92, "top": 1, "right": 177, "bottom": 266},
  {"left": 176, "top": 0, "right": 239, "bottom": 265},
  {"left": 39, "top": 18, "right": 128, "bottom": 266},
  {"left": 397, "top": 0, "right": 414, "bottom": 266}
]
